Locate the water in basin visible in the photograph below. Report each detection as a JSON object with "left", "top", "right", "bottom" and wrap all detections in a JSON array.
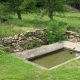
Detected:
[{"left": 29, "top": 49, "right": 80, "bottom": 68}]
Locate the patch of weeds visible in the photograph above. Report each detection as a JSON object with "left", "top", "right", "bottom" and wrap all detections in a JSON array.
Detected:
[
  {"left": 20, "top": 38, "right": 41, "bottom": 50},
  {"left": 20, "top": 41, "right": 33, "bottom": 50},
  {"left": 33, "top": 38, "right": 41, "bottom": 47}
]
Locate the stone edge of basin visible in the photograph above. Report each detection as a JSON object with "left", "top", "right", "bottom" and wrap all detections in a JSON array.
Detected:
[{"left": 13, "top": 41, "right": 80, "bottom": 60}]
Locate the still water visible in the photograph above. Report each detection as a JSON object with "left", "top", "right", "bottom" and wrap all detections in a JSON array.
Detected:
[{"left": 29, "top": 49, "right": 80, "bottom": 68}]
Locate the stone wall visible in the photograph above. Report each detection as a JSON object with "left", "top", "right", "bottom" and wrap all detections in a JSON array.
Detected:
[
  {"left": 66, "top": 31, "right": 80, "bottom": 42},
  {"left": 0, "top": 29, "right": 80, "bottom": 53},
  {"left": 0, "top": 29, "right": 46, "bottom": 53}
]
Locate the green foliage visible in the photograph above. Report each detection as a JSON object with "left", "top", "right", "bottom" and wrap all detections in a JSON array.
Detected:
[
  {"left": 1, "top": 0, "right": 38, "bottom": 20},
  {"left": 0, "top": 3, "right": 10, "bottom": 20},
  {"left": 37, "top": 0, "right": 65, "bottom": 20},
  {"left": 20, "top": 41, "right": 33, "bottom": 49},
  {"left": 20, "top": 38, "right": 40, "bottom": 50},
  {"left": 21, "top": 0, "right": 37, "bottom": 12},
  {"left": 33, "top": 38, "right": 40, "bottom": 46},
  {"left": 46, "top": 21, "right": 67, "bottom": 44}
]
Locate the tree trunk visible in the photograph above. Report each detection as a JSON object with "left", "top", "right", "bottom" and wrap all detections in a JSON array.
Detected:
[
  {"left": 17, "top": 11, "right": 22, "bottom": 20},
  {"left": 48, "top": 10, "right": 53, "bottom": 21}
]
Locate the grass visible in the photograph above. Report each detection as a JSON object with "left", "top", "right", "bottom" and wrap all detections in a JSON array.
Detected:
[
  {"left": 0, "top": 12, "right": 80, "bottom": 38},
  {"left": 55, "top": 12, "right": 80, "bottom": 26},
  {"left": 0, "top": 50, "right": 80, "bottom": 80},
  {"left": 12, "top": 12, "right": 80, "bottom": 27},
  {"left": 0, "top": 23, "right": 36, "bottom": 38}
]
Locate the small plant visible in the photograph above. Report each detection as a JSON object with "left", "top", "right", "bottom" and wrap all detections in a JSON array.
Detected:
[
  {"left": 46, "top": 21, "right": 67, "bottom": 44},
  {"left": 20, "top": 42, "right": 30, "bottom": 50},
  {"left": 33, "top": 38, "right": 40, "bottom": 47},
  {"left": 20, "top": 38, "right": 40, "bottom": 50}
]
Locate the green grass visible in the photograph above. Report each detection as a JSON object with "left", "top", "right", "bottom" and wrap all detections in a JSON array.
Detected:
[
  {"left": 0, "top": 26, "right": 22, "bottom": 38},
  {"left": 55, "top": 12, "right": 80, "bottom": 26},
  {"left": 0, "top": 50, "right": 80, "bottom": 80},
  {"left": 11, "top": 12, "right": 80, "bottom": 28},
  {"left": 0, "top": 12, "right": 80, "bottom": 38}
]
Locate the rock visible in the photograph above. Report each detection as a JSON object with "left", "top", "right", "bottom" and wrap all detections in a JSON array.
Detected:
[
  {"left": 20, "top": 33, "right": 24, "bottom": 36},
  {"left": 27, "top": 32, "right": 33, "bottom": 36},
  {"left": 14, "top": 49, "right": 20, "bottom": 52},
  {"left": 66, "top": 31, "right": 77, "bottom": 35},
  {"left": 0, "top": 44, "right": 4, "bottom": 47},
  {"left": 69, "top": 35, "right": 75, "bottom": 38},
  {"left": 76, "top": 35, "right": 80, "bottom": 37},
  {"left": 14, "top": 34, "right": 19, "bottom": 40},
  {"left": 12, "top": 43, "right": 16, "bottom": 46},
  {"left": 35, "top": 30, "right": 41, "bottom": 35},
  {"left": 19, "top": 36, "right": 22, "bottom": 40},
  {"left": 28, "top": 37, "right": 33, "bottom": 41},
  {"left": 32, "top": 36, "right": 36, "bottom": 40},
  {"left": 4, "top": 36, "right": 13, "bottom": 43}
]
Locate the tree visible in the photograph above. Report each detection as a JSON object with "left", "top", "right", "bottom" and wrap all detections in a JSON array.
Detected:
[
  {"left": 67, "top": 0, "right": 80, "bottom": 10},
  {"left": 7, "top": 0, "right": 24, "bottom": 20},
  {"left": 0, "top": 0, "right": 66, "bottom": 21},
  {"left": 0, "top": 2, "right": 11, "bottom": 22},
  {"left": 21, "top": 0, "right": 37, "bottom": 13},
  {"left": 0, "top": 0, "right": 22, "bottom": 20},
  {"left": 36, "top": 0, "right": 65, "bottom": 21},
  {"left": 0, "top": 0, "right": 37, "bottom": 20}
]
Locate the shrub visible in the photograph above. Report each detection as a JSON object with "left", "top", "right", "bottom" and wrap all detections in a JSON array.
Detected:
[{"left": 46, "top": 21, "right": 67, "bottom": 44}]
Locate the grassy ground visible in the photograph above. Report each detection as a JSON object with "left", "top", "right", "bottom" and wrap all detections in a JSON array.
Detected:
[
  {"left": 0, "top": 50, "right": 80, "bottom": 80},
  {"left": 55, "top": 12, "right": 80, "bottom": 26},
  {"left": 11, "top": 12, "right": 80, "bottom": 28},
  {"left": 0, "top": 12, "right": 80, "bottom": 38}
]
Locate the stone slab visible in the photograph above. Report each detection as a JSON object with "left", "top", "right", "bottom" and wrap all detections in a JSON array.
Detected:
[
  {"left": 13, "top": 41, "right": 80, "bottom": 60},
  {"left": 13, "top": 41, "right": 63, "bottom": 59}
]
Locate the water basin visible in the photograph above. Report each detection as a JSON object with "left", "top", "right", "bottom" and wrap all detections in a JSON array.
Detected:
[{"left": 28, "top": 49, "right": 80, "bottom": 68}]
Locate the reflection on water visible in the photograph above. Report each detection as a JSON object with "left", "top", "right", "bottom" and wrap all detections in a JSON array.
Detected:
[{"left": 29, "top": 49, "right": 80, "bottom": 68}]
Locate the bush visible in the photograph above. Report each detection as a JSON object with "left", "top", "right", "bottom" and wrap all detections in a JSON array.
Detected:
[{"left": 46, "top": 21, "right": 67, "bottom": 44}]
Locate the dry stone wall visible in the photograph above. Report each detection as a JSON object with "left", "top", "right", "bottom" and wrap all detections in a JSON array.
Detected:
[
  {"left": 0, "top": 29, "right": 46, "bottom": 53},
  {"left": 66, "top": 30, "right": 80, "bottom": 42},
  {"left": 0, "top": 29, "right": 80, "bottom": 53}
]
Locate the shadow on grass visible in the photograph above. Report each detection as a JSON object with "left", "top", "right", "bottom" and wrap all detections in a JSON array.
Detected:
[
  {"left": 7, "top": 18, "right": 51, "bottom": 29},
  {"left": 55, "top": 14, "right": 80, "bottom": 19},
  {"left": 6, "top": 18, "right": 68, "bottom": 30}
]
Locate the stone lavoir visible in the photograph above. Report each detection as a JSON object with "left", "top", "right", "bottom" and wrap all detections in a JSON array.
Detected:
[{"left": 0, "top": 29, "right": 80, "bottom": 53}]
